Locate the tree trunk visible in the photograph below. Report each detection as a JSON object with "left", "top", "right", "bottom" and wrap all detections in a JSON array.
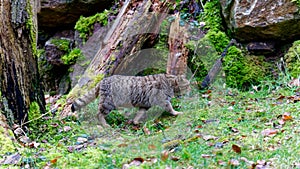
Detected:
[
  {"left": 0, "top": 0, "right": 45, "bottom": 126},
  {"left": 167, "top": 13, "right": 190, "bottom": 76}
]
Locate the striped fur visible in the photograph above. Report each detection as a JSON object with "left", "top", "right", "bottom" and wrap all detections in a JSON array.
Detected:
[{"left": 71, "top": 74, "right": 190, "bottom": 126}]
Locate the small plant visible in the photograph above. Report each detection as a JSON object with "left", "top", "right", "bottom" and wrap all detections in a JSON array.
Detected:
[
  {"left": 61, "top": 48, "right": 83, "bottom": 65},
  {"left": 50, "top": 38, "right": 70, "bottom": 52},
  {"left": 28, "top": 102, "right": 42, "bottom": 131},
  {"left": 75, "top": 10, "right": 109, "bottom": 41}
]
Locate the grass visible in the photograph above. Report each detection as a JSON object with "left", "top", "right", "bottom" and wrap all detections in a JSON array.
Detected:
[{"left": 1, "top": 78, "right": 300, "bottom": 168}]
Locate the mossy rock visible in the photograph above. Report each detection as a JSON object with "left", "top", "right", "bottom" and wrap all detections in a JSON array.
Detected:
[
  {"left": 223, "top": 46, "right": 270, "bottom": 89},
  {"left": 284, "top": 40, "right": 300, "bottom": 78}
]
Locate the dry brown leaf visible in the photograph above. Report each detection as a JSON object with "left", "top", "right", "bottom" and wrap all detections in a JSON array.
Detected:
[
  {"left": 232, "top": 144, "right": 242, "bottom": 154},
  {"left": 170, "top": 156, "right": 180, "bottom": 161},
  {"left": 218, "top": 160, "right": 226, "bottom": 166},
  {"left": 50, "top": 156, "right": 62, "bottom": 164},
  {"left": 148, "top": 144, "right": 156, "bottom": 150},
  {"left": 117, "top": 143, "right": 128, "bottom": 147},
  {"left": 161, "top": 150, "right": 169, "bottom": 162},
  {"left": 128, "top": 157, "right": 144, "bottom": 167},
  {"left": 282, "top": 112, "right": 292, "bottom": 121},
  {"left": 261, "top": 129, "right": 278, "bottom": 137},
  {"left": 201, "top": 154, "right": 213, "bottom": 158}
]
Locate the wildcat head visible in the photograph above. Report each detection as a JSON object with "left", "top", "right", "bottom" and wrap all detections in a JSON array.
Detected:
[{"left": 166, "top": 74, "right": 190, "bottom": 96}]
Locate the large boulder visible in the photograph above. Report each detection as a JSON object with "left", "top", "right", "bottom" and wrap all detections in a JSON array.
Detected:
[
  {"left": 38, "top": 0, "right": 112, "bottom": 29},
  {"left": 220, "top": 0, "right": 300, "bottom": 42}
]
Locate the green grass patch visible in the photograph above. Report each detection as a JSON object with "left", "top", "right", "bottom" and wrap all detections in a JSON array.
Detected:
[{"left": 2, "top": 79, "right": 300, "bottom": 168}]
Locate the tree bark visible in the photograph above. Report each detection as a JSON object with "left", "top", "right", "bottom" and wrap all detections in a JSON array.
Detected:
[
  {"left": 0, "top": 0, "right": 45, "bottom": 126},
  {"left": 167, "top": 13, "right": 189, "bottom": 75}
]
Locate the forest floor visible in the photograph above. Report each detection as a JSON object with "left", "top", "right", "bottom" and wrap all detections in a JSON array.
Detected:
[{"left": 1, "top": 78, "right": 300, "bottom": 168}]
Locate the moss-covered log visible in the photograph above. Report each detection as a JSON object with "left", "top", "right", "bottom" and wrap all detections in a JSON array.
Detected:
[{"left": 0, "top": 0, "right": 45, "bottom": 126}]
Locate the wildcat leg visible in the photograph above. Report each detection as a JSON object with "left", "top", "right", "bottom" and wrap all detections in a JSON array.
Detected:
[
  {"left": 97, "top": 97, "right": 115, "bottom": 127},
  {"left": 163, "top": 101, "right": 183, "bottom": 116},
  {"left": 97, "top": 112, "right": 110, "bottom": 127},
  {"left": 133, "top": 108, "right": 147, "bottom": 125}
]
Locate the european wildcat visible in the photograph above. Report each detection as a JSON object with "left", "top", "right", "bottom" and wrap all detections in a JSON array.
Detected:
[{"left": 71, "top": 74, "right": 190, "bottom": 127}]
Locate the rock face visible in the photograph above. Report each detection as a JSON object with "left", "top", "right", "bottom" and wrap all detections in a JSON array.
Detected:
[
  {"left": 38, "top": 0, "right": 112, "bottom": 29},
  {"left": 220, "top": 0, "right": 300, "bottom": 42}
]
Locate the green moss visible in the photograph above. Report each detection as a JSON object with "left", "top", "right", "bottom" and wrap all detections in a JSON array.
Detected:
[
  {"left": 90, "top": 74, "right": 104, "bottom": 89},
  {"left": 205, "top": 31, "right": 230, "bottom": 53},
  {"left": 202, "top": 0, "right": 223, "bottom": 31},
  {"left": 25, "top": 0, "right": 37, "bottom": 57},
  {"left": 50, "top": 38, "right": 70, "bottom": 52},
  {"left": 0, "top": 126, "right": 15, "bottom": 155},
  {"left": 75, "top": 10, "right": 109, "bottom": 41},
  {"left": 61, "top": 48, "right": 84, "bottom": 65},
  {"left": 284, "top": 40, "right": 300, "bottom": 78},
  {"left": 223, "top": 46, "right": 269, "bottom": 89}
]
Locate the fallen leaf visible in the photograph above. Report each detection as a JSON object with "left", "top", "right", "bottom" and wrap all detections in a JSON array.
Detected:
[
  {"left": 170, "top": 156, "right": 180, "bottom": 161},
  {"left": 161, "top": 150, "right": 169, "bottom": 161},
  {"left": 257, "top": 159, "right": 266, "bottom": 165},
  {"left": 128, "top": 157, "right": 144, "bottom": 167},
  {"left": 201, "top": 154, "right": 213, "bottom": 158},
  {"left": 240, "top": 157, "right": 254, "bottom": 165},
  {"left": 294, "top": 162, "right": 300, "bottom": 168},
  {"left": 230, "top": 127, "right": 239, "bottom": 133},
  {"left": 63, "top": 126, "right": 72, "bottom": 132},
  {"left": 117, "top": 143, "right": 128, "bottom": 147},
  {"left": 282, "top": 112, "right": 292, "bottom": 121},
  {"left": 28, "top": 141, "right": 40, "bottom": 149},
  {"left": 148, "top": 144, "right": 156, "bottom": 150},
  {"left": 143, "top": 127, "right": 151, "bottom": 135},
  {"left": 232, "top": 144, "right": 242, "bottom": 154},
  {"left": 277, "top": 95, "right": 285, "bottom": 100},
  {"left": 50, "top": 156, "right": 62, "bottom": 164},
  {"left": 67, "top": 146, "right": 74, "bottom": 153},
  {"left": 261, "top": 129, "right": 278, "bottom": 137},
  {"left": 289, "top": 78, "right": 300, "bottom": 87},
  {"left": 202, "top": 135, "right": 217, "bottom": 141},
  {"left": 278, "top": 119, "right": 285, "bottom": 125},
  {"left": 218, "top": 160, "right": 226, "bottom": 166},
  {"left": 1, "top": 153, "right": 21, "bottom": 165},
  {"left": 228, "top": 159, "right": 240, "bottom": 166}
]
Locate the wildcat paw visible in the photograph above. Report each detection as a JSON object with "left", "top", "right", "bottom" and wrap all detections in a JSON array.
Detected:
[{"left": 170, "top": 111, "right": 183, "bottom": 116}]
